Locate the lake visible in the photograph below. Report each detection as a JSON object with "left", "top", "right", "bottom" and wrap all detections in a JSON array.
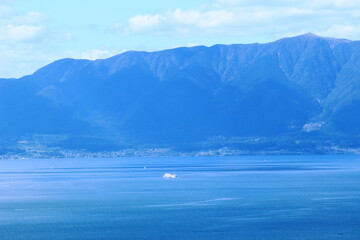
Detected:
[{"left": 0, "top": 155, "right": 360, "bottom": 239}]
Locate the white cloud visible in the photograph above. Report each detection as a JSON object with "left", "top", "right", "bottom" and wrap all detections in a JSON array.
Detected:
[
  {"left": 215, "top": 0, "right": 292, "bottom": 6},
  {"left": 0, "top": 44, "right": 54, "bottom": 78},
  {"left": 0, "top": 24, "right": 45, "bottom": 42},
  {"left": 10, "top": 11, "right": 47, "bottom": 24},
  {"left": 0, "top": 1, "right": 46, "bottom": 43},
  {"left": 0, "top": 2, "right": 122, "bottom": 78},
  {"left": 311, "top": 0, "right": 360, "bottom": 8},
  {"left": 0, "top": 1, "right": 50, "bottom": 77},
  {"left": 317, "top": 24, "right": 360, "bottom": 40},
  {"left": 120, "top": 0, "right": 360, "bottom": 41},
  {"left": 171, "top": 9, "right": 234, "bottom": 28},
  {"left": 128, "top": 14, "right": 163, "bottom": 32},
  {"left": 124, "top": 9, "right": 237, "bottom": 35},
  {"left": 67, "top": 49, "right": 117, "bottom": 60},
  {"left": 215, "top": 0, "right": 360, "bottom": 8}
]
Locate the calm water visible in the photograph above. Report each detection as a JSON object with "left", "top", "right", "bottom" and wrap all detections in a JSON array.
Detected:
[{"left": 0, "top": 155, "right": 360, "bottom": 239}]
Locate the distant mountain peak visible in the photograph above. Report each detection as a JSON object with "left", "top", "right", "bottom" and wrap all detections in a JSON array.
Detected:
[
  {"left": 296, "top": 32, "right": 351, "bottom": 42},
  {"left": 299, "top": 32, "right": 320, "bottom": 38},
  {"left": 275, "top": 33, "right": 352, "bottom": 48}
]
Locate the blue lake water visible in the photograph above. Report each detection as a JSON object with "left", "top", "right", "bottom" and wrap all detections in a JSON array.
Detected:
[{"left": 0, "top": 155, "right": 360, "bottom": 239}]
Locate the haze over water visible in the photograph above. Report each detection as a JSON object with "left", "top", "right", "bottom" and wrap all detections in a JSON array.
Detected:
[{"left": 0, "top": 155, "right": 359, "bottom": 239}]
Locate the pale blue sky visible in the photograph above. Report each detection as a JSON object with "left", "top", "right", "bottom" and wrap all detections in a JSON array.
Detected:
[{"left": 1, "top": 0, "right": 359, "bottom": 78}]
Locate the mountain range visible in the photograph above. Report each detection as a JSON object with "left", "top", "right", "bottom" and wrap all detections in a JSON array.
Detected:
[{"left": 1, "top": 33, "right": 360, "bottom": 156}]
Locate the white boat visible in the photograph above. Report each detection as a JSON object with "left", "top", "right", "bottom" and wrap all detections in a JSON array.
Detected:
[{"left": 163, "top": 173, "right": 177, "bottom": 178}]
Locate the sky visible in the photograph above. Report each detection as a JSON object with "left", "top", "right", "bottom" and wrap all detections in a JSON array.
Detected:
[{"left": 0, "top": 0, "right": 359, "bottom": 78}]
